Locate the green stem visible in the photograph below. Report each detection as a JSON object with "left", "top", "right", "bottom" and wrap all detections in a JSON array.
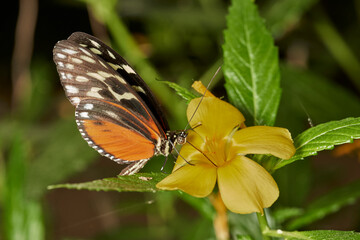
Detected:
[{"left": 257, "top": 212, "right": 271, "bottom": 240}]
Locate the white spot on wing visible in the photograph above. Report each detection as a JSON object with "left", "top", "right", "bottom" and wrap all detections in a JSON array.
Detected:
[
  {"left": 99, "top": 61, "right": 108, "bottom": 69},
  {"left": 87, "top": 72, "right": 106, "bottom": 81},
  {"left": 76, "top": 76, "right": 89, "bottom": 82},
  {"left": 66, "top": 73, "right": 73, "bottom": 79},
  {"left": 71, "top": 58, "right": 83, "bottom": 64},
  {"left": 65, "top": 63, "right": 74, "bottom": 70},
  {"left": 122, "top": 64, "right": 136, "bottom": 74},
  {"left": 107, "top": 50, "right": 116, "bottom": 59},
  {"left": 57, "top": 62, "right": 64, "bottom": 67},
  {"left": 107, "top": 62, "right": 121, "bottom": 70},
  {"left": 80, "top": 55, "right": 96, "bottom": 63},
  {"left": 84, "top": 103, "right": 94, "bottom": 110},
  {"left": 132, "top": 85, "right": 146, "bottom": 94},
  {"left": 62, "top": 48, "right": 78, "bottom": 55},
  {"left": 60, "top": 72, "right": 66, "bottom": 79},
  {"left": 119, "top": 92, "right": 136, "bottom": 100},
  {"left": 71, "top": 97, "right": 81, "bottom": 105},
  {"left": 79, "top": 47, "right": 92, "bottom": 56},
  {"left": 90, "top": 47, "right": 102, "bottom": 55},
  {"left": 56, "top": 53, "right": 66, "bottom": 59},
  {"left": 115, "top": 75, "right": 126, "bottom": 84},
  {"left": 87, "top": 87, "right": 104, "bottom": 98},
  {"left": 65, "top": 85, "right": 79, "bottom": 94},
  {"left": 98, "top": 71, "right": 114, "bottom": 78},
  {"left": 80, "top": 112, "right": 89, "bottom": 118},
  {"left": 89, "top": 39, "right": 101, "bottom": 48}
]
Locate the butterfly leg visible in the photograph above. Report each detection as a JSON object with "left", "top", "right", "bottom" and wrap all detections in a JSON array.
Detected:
[{"left": 120, "top": 159, "right": 150, "bottom": 175}]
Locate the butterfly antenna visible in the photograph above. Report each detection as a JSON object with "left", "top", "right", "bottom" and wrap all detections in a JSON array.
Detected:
[
  {"left": 169, "top": 140, "right": 194, "bottom": 166},
  {"left": 185, "top": 66, "right": 222, "bottom": 131}
]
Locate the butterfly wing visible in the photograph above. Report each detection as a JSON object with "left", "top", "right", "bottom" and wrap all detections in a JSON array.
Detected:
[
  {"left": 67, "top": 32, "right": 169, "bottom": 132},
  {"left": 53, "top": 33, "right": 167, "bottom": 174},
  {"left": 75, "top": 98, "right": 161, "bottom": 161}
]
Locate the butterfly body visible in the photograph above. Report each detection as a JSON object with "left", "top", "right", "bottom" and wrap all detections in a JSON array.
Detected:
[{"left": 53, "top": 32, "right": 186, "bottom": 175}]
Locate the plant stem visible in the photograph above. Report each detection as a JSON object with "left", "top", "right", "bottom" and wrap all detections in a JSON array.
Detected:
[
  {"left": 257, "top": 212, "right": 271, "bottom": 240},
  {"left": 210, "top": 194, "right": 229, "bottom": 240}
]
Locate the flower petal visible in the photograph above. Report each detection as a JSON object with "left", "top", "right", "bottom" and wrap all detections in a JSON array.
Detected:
[
  {"left": 156, "top": 163, "right": 217, "bottom": 197},
  {"left": 187, "top": 97, "right": 245, "bottom": 139},
  {"left": 217, "top": 156, "right": 279, "bottom": 214},
  {"left": 232, "top": 126, "right": 295, "bottom": 159}
]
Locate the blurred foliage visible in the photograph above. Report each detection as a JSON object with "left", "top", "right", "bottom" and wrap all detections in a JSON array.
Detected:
[{"left": 1, "top": 0, "right": 360, "bottom": 239}]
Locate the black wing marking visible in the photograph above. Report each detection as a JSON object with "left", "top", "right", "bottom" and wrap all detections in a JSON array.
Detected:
[{"left": 67, "top": 32, "right": 170, "bottom": 132}]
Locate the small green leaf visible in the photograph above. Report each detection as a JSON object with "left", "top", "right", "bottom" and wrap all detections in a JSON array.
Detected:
[
  {"left": 286, "top": 180, "right": 360, "bottom": 230},
  {"left": 160, "top": 80, "right": 197, "bottom": 102},
  {"left": 48, "top": 173, "right": 167, "bottom": 192},
  {"left": 272, "top": 117, "right": 360, "bottom": 170},
  {"left": 264, "top": 229, "right": 360, "bottom": 240},
  {"left": 223, "top": 0, "right": 281, "bottom": 126}
]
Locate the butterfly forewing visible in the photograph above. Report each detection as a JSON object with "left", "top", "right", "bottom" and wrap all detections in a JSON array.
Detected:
[
  {"left": 67, "top": 32, "right": 169, "bottom": 131},
  {"left": 53, "top": 32, "right": 168, "bottom": 174}
]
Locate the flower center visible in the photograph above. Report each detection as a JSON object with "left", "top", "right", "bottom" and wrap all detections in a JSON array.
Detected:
[{"left": 202, "top": 125, "right": 240, "bottom": 167}]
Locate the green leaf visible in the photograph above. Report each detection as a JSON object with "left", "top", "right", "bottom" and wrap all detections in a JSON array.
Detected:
[
  {"left": 48, "top": 173, "right": 167, "bottom": 192},
  {"left": 223, "top": 0, "right": 281, "bottom": 126},
  {"left": 160, "top": 80, "right": 197, "bottom": 102},
  {"left": 272, "top": 117, "right": 360, "bottom": 170},
  {"left": 286, "top": 180, "right": 360, "bottom": 230},
  {"left": 264, "top": 229, "right": 360, "bottom": 240}
]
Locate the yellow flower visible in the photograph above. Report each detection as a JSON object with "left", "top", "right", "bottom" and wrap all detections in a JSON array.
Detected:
[{"left": 156, "top": 87, "right": 295, "bottom": 214}]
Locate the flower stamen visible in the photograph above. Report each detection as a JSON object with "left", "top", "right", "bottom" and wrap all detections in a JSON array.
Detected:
[{"left": 224, "top": 125, "right": 241, "bottom": 161}]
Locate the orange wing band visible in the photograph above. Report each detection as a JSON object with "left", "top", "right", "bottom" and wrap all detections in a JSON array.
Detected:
[{"left": 83, "top": 120, "right": 155, "bottom": 161}]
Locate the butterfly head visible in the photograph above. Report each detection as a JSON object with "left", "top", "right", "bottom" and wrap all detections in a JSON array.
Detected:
[
  {"left": 172, "top": 130, "right": 188, "bottom": 145},
  {"left": 158, "top": 130, "right": 188, "bottom": 156}
]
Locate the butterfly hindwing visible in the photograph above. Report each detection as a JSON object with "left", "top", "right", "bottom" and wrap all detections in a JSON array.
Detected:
[{"left": 75, "top": 98, "right": 162, "bottom": 164}]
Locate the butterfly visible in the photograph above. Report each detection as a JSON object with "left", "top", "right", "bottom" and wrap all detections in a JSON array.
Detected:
[{"left": 53, "top": 32, "right": 187, "bottom": 175}]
